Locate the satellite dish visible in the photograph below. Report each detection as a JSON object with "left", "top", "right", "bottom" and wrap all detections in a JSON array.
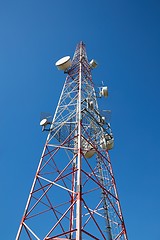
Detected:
[
  {"left": 84, "top": 149, "right": 96, "bottom": 158},
  {"left": 40, "top": 118, "right": 48, "bottom": 126},
  {"left": 101, "top": 86, "right": 108, "bottom": 97},
  {"left": 106, "top": 138, "right": 114, "bottom": 150},
  {"left": 100, "top": 134, "right": 114, "bottom": 150},
  {"left": 90, "top": 59, "right": 98, "bottom": 69},
  {"left": 81, "top": 136, "right": 96, "bottom": 158},
  {"left": 55, "top": 56, "right": 72, "bottom": 71}
]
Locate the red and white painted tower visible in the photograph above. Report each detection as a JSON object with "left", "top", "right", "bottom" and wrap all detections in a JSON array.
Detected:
[{"left": 16, "top": 42, "right": 128, "bottom": 240}]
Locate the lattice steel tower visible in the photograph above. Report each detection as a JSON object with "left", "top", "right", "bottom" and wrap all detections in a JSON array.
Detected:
[{"left": 16, "top": 42, "right": 128, "bottom": 240}]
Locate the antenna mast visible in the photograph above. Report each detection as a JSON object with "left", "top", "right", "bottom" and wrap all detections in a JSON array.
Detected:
[{"left": 16, "top": 42, "right": 128, "bottom": 240}]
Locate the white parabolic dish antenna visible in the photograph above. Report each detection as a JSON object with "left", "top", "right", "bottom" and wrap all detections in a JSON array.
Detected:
[
  {"left": 40, "top": 118, "right": 48, "bottom": 126},
  {"left": 55, "top": 56, "right": 72, "bottom": 70}
]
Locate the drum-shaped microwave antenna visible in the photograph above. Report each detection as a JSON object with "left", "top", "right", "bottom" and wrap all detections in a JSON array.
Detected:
[
  {"left": 101, "top": 86, "right": 108, "bottom": 97},
  {"left": 90, "top": 59, "right": 98, "bottom": 69},
  {"left": 55, "top": 56, "right": 72, "bottom": 71}
]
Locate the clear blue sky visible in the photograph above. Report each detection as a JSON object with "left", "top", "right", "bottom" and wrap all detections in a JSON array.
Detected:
[{"left": 0, "top": 0, "right": 160, "bottom": 239}]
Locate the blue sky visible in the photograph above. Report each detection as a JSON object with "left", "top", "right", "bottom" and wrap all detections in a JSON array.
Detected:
[{"left": 0, "top": 0, "right": 160, "bottom": 239}]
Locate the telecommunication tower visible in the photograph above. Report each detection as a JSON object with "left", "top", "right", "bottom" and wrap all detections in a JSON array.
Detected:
[{"left": 16, "top": 42, "right": 128, "bottom": 240}]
